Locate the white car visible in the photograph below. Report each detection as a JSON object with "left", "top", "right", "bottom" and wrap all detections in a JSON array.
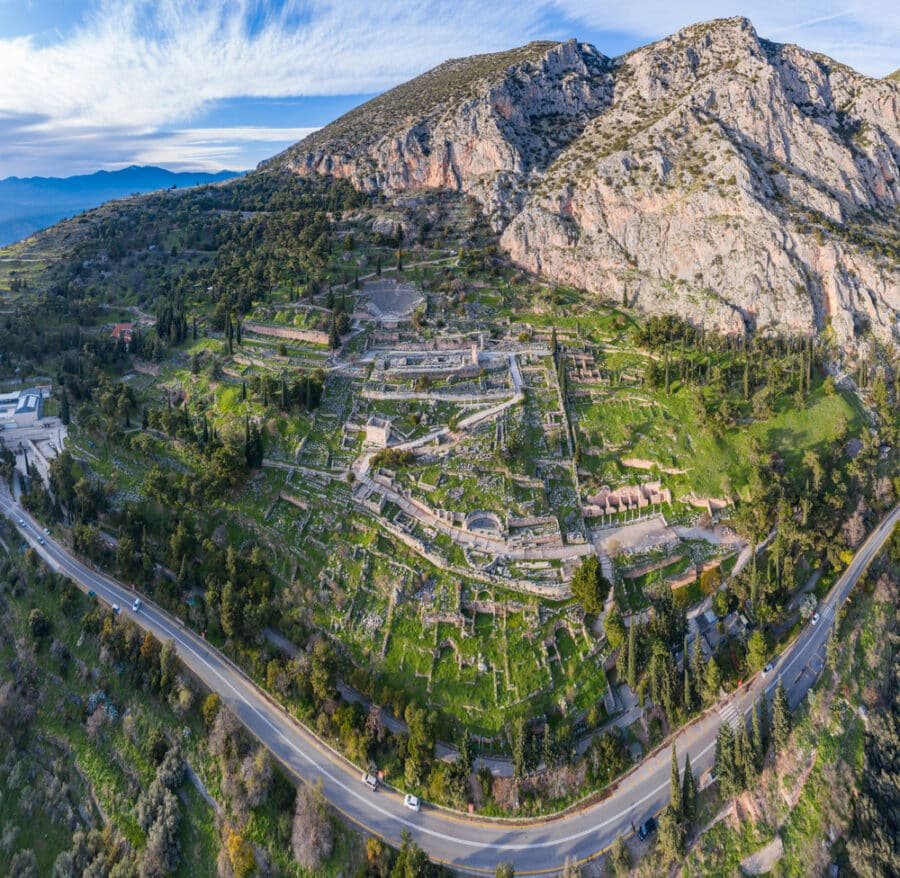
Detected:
[
  {"left": 761, "top": 662, "right": 774, "bottom": 678},
  {"left": 810, "top": 612, "right": 820, "bottom": 626},
  {"left": 361, "top": 772, "right": 378, "bottom": 791},
  {"left": 37, "top": 537, "right": 45, "bottom": 545},
  {"left": 404, "top": 794, "right": 421, "bottom": 812},
  {"left": 112, "top": 604, "right": 121, "bottom": 615},
  {"left": 132, "top": 598, "right": 143, "bottom": 612},
  {"left": 18, "top": 518, "right": 24, "bottom": 526},
  {"left": 43, "top": 527, "right": 50, "bottom": 535}
]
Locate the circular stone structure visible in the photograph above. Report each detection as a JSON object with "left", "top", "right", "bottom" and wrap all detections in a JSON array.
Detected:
[{"left": 464, "top": 510, "right": 504, "bottom": 537}]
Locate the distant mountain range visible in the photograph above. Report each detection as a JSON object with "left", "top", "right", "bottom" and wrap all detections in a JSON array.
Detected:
[{"left": 0, "top": 165, "right": 242, "bottom": 246}]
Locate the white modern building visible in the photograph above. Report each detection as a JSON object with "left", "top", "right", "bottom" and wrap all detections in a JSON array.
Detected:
[{"left": 0, "top": 386, "right": 48, "bottom": 429}]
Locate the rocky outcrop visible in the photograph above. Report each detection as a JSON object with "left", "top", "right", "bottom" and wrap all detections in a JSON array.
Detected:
[{"left": 268, "top": 17, "right": 900, "bottom": 351}]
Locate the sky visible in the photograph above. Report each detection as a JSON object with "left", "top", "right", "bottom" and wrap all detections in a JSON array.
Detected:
[{"left": 0, "top": 0, "right": 897, "bottom": 178}]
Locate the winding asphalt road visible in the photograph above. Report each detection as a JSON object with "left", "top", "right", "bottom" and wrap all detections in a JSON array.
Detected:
[{"left": 2, "top": 487, "right": 895, "bottom": 876}]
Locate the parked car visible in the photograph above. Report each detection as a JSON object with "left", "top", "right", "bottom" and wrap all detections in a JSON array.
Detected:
[
  {"left": 132, "top": 598, "right": 143, "bottom": 612},
  {"left": 112, "top": 604, "right": 121, "bottom": 615},
  {"left": 638, "top": 817, "right": 657, "bottom": 841},
  {"left": 404, "top": 794, "right": 421, "bottom": 812},
  {"left": 761, "top": 661, "right": 775, "bottom": 678},
  {"left": 361, "top": 772, "right": 378, "bottom": 791},
  {"left": 87, "top": 590, "right": 96, "bottom": 598},
  {"left": 810, "top": 612, "right": 820, "bottom": 626},
  {"left": 43, "top": 527, "right": 50, "bottom": 535}
]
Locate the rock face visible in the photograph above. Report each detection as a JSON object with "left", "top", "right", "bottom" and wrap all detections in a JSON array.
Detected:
[{"left": 267, "top": 17, "right": 900, "bottom": 350}]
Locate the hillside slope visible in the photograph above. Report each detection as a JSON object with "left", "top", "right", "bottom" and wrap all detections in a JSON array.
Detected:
[{"left": 269, "top": 17, "right": 900, "bottom": 351}]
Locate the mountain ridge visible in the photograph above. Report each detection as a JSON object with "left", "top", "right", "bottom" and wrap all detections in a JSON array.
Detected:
[
  {"left": 0, "top": 165, "right": 243, "bottom": 247},
  {"left": 266, "top": 16, "right": 899, "bottom": 352}
]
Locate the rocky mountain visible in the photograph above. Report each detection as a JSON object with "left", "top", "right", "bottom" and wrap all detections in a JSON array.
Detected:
[
  {"left": 0, "top": 165, "right": 241, "bottom": 247},
  {"left": 267, "top": 17, "right": 899, "bottom": 352}
]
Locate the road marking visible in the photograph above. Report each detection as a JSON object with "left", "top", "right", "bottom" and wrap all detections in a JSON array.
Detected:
[
  {"left": 717, "top": 702, "right": 742, "bottom": 731},
  {"left": 3, "top": 495, "right": 895, "bottom": 873}
]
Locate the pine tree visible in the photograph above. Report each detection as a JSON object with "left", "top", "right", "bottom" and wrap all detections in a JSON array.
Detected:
[
  {"left": 670, "top": 744, "right": 682, "bottom": 818},
  {"left": 681, "top": 752, "right": 696, "bottom": 824},
  {"left": 771, "top": 680, "right": 790, "bottom": 756}
]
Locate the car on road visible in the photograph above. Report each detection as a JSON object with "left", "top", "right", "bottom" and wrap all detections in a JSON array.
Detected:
[
  {"left": 361, "top": 772, "right": 379, "bottom": 791},
  {"left": 112, "top": 604, "right": 121, "bottom": 615},
  {"left": 810, "top": 612, "right": 820, "bottom": 626},
  {"left": 761, "top": 661, "right": 775, "bottom": 678},
  {"left": 18, "top": 518, "right": 24, "bottom": 526},
  {"left": 637, "top": 817, "right": 657, "bottom": 841},
  {"left": 132, "top": 598, "right": 142, "bottom": 612},
  {"left": 37, "top": 537, "right": 45, "bottom": 545},
  {"left": 404, "top": 794, "right": 421, "bottom": 812}
]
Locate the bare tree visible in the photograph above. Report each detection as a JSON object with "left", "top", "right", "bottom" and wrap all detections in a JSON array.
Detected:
[{"left": 291, "top": 781, "right": 334, "bottom": 871}]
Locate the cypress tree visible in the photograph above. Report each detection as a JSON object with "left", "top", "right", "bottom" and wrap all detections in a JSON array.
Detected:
[
  {"left": 670, "top": 744, "right": 682, "bottom": 818},
  {"left": 236, "top": 319, "right": 242, "bottom": 345},
  {"left": 704, "top": 656, "right": 722, "bottom": 705},
  {"left": 691, "top": 638, "right": 705, "bottom": 697},
  {"left": 59, "top": 388, "right": 70, "bottom": 425},
  {"left": 772, "top": 680, "right": 790, "bottom": 756},
  {"left": 376, "top": 255, "right": 382, "bottom": 275},
  {"left": 683, "top": 636, "right": 694, "bottom": 713},
  {"left": 241, "top": 381, "right": 246, "bottom": 401},
  {"left": 681, "top": 752, "right": 696, "bottom": 823},
  {"left": 626, "top": 622, "right": 637, "bottom": 691},
  {"left": 751, "top": 698, "right": 764, "bottom": 770},
  {"left": 329, "top": 315, "right": 340, "bottom": 349},
  {"left": 736, "top": 722, "right": 754, "bottom": 790},
  {"left": 715, "top": 724, "right": 736, "bottom": 797}
]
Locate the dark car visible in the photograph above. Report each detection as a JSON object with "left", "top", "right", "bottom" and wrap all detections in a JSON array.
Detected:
[{"left": 637, "top": 817, "right": 658, "bottom": 841}]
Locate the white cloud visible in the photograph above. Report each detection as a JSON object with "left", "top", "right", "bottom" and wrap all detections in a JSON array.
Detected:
[
  {"left": 0, "top": 1, "right": 896, "bottom": 175},
  {"left": 0, "top": 0, "right": 551, "bottom": 133}
]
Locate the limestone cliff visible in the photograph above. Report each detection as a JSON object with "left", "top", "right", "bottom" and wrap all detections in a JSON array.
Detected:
[{"left": 266, "top": 17, "right": 899, "bottom": 350}]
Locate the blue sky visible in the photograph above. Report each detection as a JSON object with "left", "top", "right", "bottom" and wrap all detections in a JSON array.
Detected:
[{"left": 0, "top": 1, "right": 897, "bottom": 177}]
